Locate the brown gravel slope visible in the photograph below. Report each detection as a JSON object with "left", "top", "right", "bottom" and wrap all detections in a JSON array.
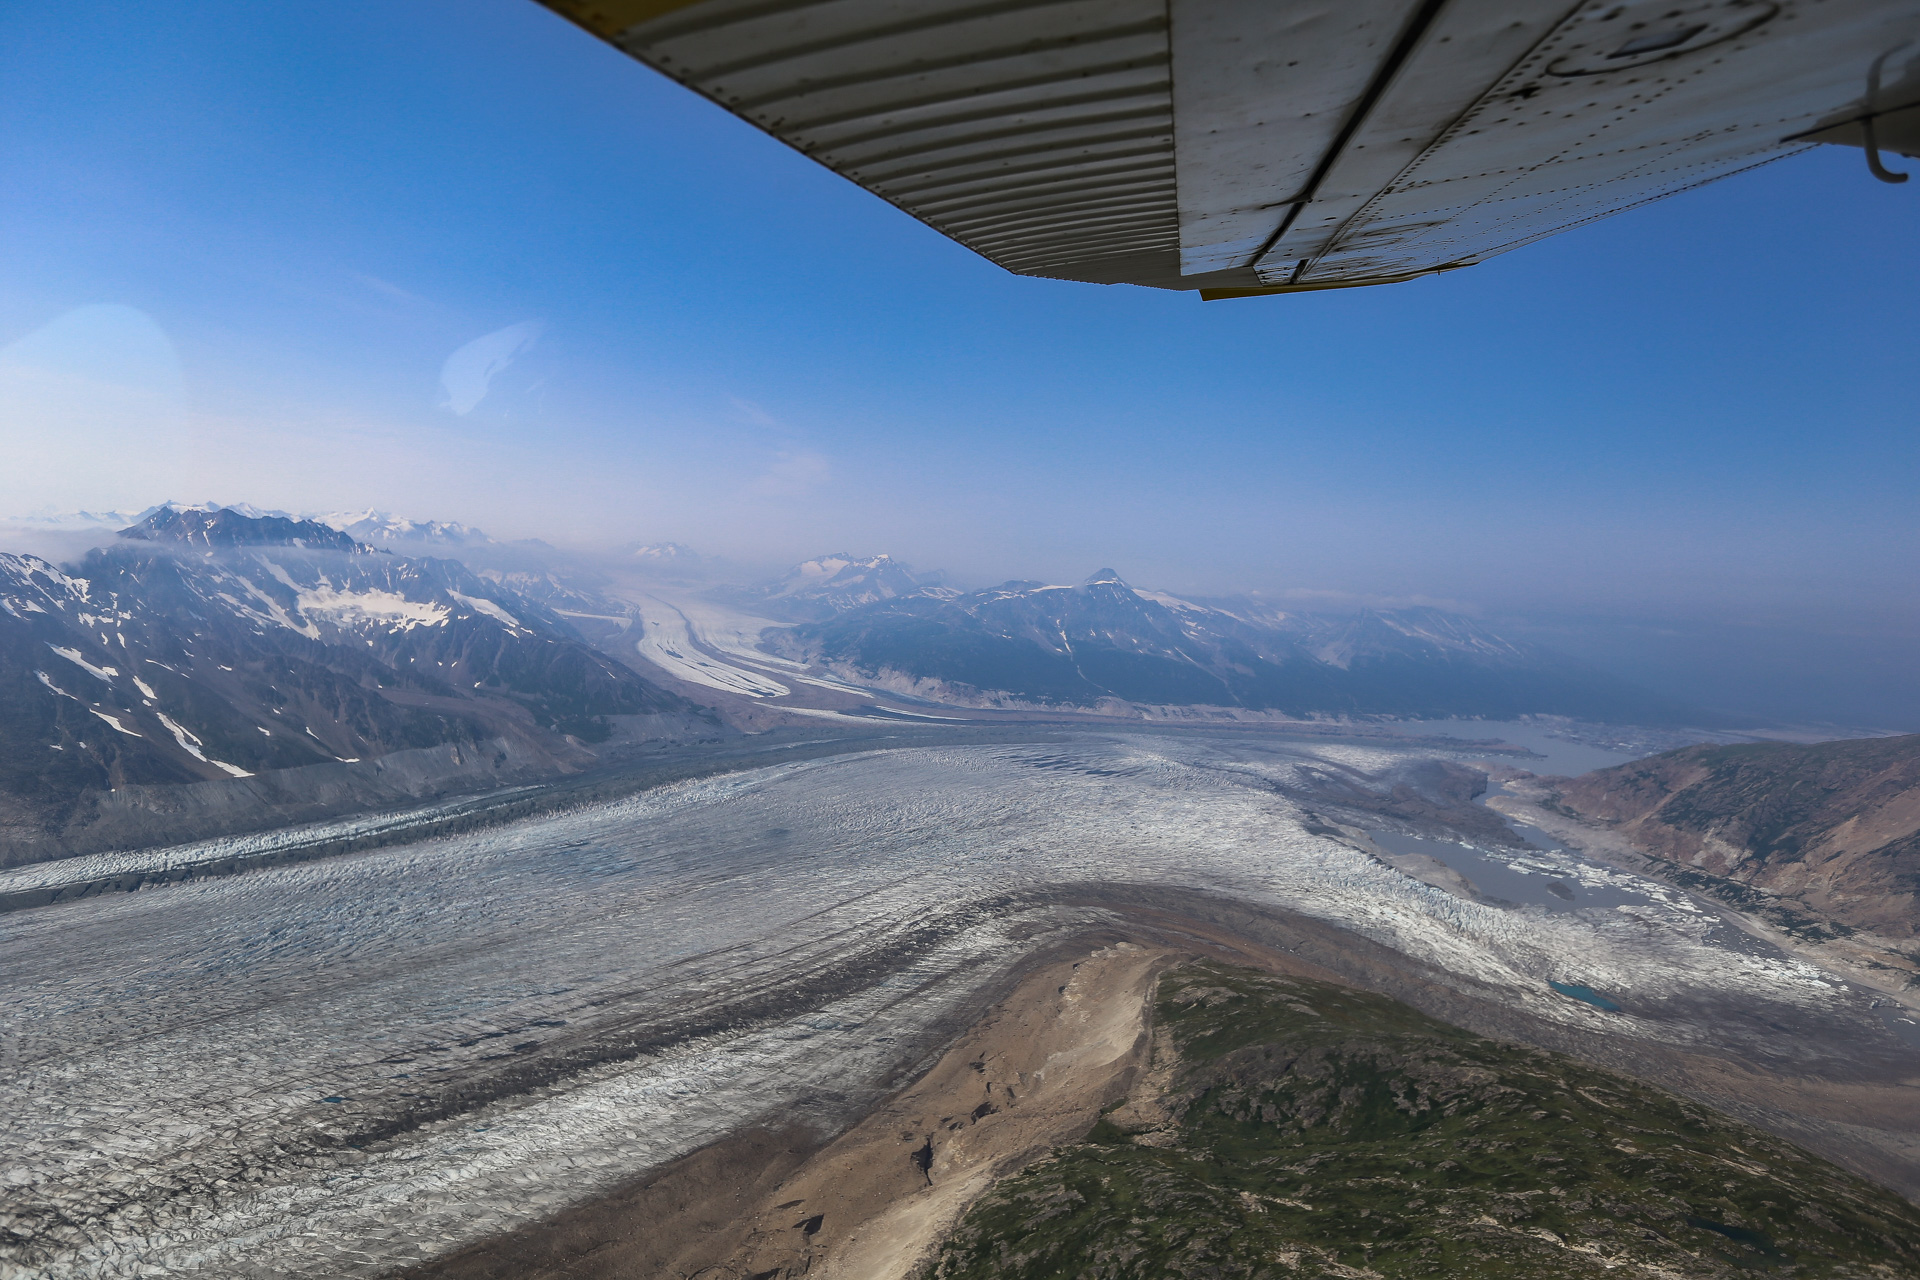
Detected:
[{"left": 1549, "top": 734, "right": 1920, "bottom": 943}]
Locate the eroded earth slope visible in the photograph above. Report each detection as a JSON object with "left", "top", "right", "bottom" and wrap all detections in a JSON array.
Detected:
[
  {"left": 1523, "top": 735, "right": 1920, "bottom": 985},
  {"left": 1548, "top": 735, "right": 1920, "bottom": 937}
]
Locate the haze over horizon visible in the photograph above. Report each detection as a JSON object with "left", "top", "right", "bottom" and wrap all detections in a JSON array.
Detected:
[{"left": 3, "top": 0, "right": 1916, "bottom": 725}]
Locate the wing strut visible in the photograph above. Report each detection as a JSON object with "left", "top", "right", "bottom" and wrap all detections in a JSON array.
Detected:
[{"left": 1866, "top": 45, "right": 1913, "bottom": 181}]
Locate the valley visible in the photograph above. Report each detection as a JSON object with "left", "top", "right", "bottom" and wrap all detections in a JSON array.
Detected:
[
  {"left": 6, "top": 730, "right": 1919, "bottom": 1278},
  {"left": 4, "top": 506, "right": 1915, "bottom": 1280},
  {"left": 0, "top": 504, "right": 1799, "bottom": 879}
]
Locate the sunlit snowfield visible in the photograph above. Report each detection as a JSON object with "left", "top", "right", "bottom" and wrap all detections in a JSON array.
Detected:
[{"left": 0, "top": 735, "right": 1862, "bottom": 1278}]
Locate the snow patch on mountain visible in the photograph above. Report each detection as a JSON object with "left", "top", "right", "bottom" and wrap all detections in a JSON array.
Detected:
[
  {"left": 154, "top": 711, "right": 252, "bottom": 776},
  {"left": 294, "top": 585, "right": 450, "bottom": 632},
  {"left": 89, "top": 709, "right": 142, "bottom": 737},
  {"left": 448, "top": 592, "right": 522, "bottom": 629},
  {"left": 49, "top": 646, "right": 118, "bottom": 682},
  {"left": 35, "top": 671, "right": 77, "bottom": 700}
]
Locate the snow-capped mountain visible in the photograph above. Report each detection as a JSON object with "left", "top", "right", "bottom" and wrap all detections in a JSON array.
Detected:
[
  {"left": 735, "top": 552, "right": 944, "bottom": 620},
  {"left": 4, "top": 507, "right": 152, "bottom": 531},
  {"left": 1201, "top": 595, "right": 1532, "bottom": 670},
  {"left": 621, "top": 541, "right": 713, "bottom": 585},
  {"left": 0, "top": 510, "right": 698, "bottom": 864},
  {"left": 630, "top": 542, "right": 701, "bottom": 565},
  {"left": 212, "top": 501, "right": 298, "bottom": 521},
  {"left": 4, "top": 500, "right": 299, "bottom": 532},
  {"left": 767, "top": 569, "right": 1692, "bottom": 721},
  {"left": 126, "top": 505, "right": 366, "bottom": 553},
  {"left": 317, "top": 509, "right": 492, "bottom": 548}
]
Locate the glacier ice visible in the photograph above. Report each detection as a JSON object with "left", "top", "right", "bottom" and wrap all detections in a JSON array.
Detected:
[{"left": 0, "top": 734, "right": 1875, "bottom": 1278}]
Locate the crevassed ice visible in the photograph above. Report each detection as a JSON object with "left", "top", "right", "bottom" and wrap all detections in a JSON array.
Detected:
[
  {"left": 0, "top": 735, "right": 1857, "bottom": 1280},
  {"left": 629, "top": 594, "right": 789, "bottom": 697}
]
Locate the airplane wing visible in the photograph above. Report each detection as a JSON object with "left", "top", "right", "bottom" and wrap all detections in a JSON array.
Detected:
[{"left": 539, "top": 0, "right": 1920, "bottom": 295}]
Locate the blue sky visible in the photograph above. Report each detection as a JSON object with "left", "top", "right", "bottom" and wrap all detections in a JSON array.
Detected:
[{"left": 2, "top": 0, "right": 1916, "bottom": 722}]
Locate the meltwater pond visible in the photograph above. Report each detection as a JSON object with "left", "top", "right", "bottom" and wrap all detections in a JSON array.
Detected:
[
  {"left": 1369, "top": 814, "right": 1791, "bottom": 965},
  {"left": 1375, "top": 719, "right": 1642, "bottom": 777},
  {"left": 0, "top": 733, "right": 1892, "bottom": 1279},
  {"left": 1368, "top": 829, "right": 1664, "bottom": 914}
]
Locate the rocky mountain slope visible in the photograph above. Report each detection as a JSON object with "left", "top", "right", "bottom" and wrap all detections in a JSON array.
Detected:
[
  {"left": 0, "top": 506, "right": 704, "bottom": 864},
  {"left": 768, "top": 569, "right": 1695, "bottom": 722},
  {"left": 1546, "top": 734, "right": 1920, "bottom": 948},
  {"left": 928, "top": 963, "right": 1920, "bottom": 1280}
]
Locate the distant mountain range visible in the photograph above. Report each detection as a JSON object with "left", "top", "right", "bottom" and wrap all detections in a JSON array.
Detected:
[
  {"left": 719, "top": 552, "right": 942, "bottom": 621},
  {"left": 0, "top": 501, "right": 1752, "bottom": 868},
  {"left": 629, "top": 541, "right": 702, "bottom": 565},
  {"left": 766, "top": 567, "right": 1699, "bottom": 723},
  {"left": 316, "top": 509, "right": 493, "bottom": 549},
  {"left": 13, "top": 502, "right": 497, "bottom": 548},
  {"left": 0, "top": 507, "right": 703, "bottom": 865},
  {"left": 0, "top": 504, "right": 1725, "bottom": 790},
  {"left": 127, "top": 504, "right": 364, "bottom": 553}
]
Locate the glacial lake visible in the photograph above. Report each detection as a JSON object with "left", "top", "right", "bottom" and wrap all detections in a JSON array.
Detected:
[
  {"left": 1369, "top": 828, "right": 1659, "bottom": 915},
  {"left": 1378, "top": 719, "right": 1643, "bottom": 777}
]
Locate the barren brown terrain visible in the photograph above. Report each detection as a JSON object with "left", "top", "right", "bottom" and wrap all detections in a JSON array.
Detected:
[
  {"left": 403, "top": 888, "right": 1920, "bottom": 1280},
  {"left": 1549, "top": 735, "right": 1920, "bottom": 940},
  {"left": 1492, "top": 735, "right": 1920, "bottom": 991},
  {"left": 402, "top": 910, "right": 1361, "bottom": 1280}
]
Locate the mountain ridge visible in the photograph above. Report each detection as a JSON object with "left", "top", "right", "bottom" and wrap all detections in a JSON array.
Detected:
[
  {"left": 317, "top": 509, "right": 492, "bottom": 548},
  {"left": 0, "top": 510, "right": 710, "bottom": 866},
  {"left": 123, "top": 505, "right": 367, "bottom": 553},
  {"left": 764, "top": 570, "right": 1701, "bottom": 723},
  {"left": 927, "top": 963, "right": 1920, "bottom": 1280},
  {"left": 1544, "top": 734, "right": 1920, "bottom": 951},
  {"left": 716, "top": 551, "right": 944, "bottom": 621}
]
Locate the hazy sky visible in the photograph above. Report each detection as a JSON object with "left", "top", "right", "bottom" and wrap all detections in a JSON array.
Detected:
[{"left": 3, "top": 0, "right": 1917, "bottom": 723}]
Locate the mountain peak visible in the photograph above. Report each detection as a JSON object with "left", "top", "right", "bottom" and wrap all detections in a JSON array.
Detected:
[
  {"left": 120, "top": 506, "right": 366, "bottom": 553},
  {"left": 631, "top": 541, "right": 700, "bottom": 563},
  {"left": 318, "top": 510, "right": 490, "bottom": 547},
  {"left": 777, "top": 552, "right": 913, "bottom": 590},
  {"left": 1083, "top": 567, "right": 1128, "bottom": 587},
  {"left": 731, "top": 551, "right": 936, "bottom": 619}
]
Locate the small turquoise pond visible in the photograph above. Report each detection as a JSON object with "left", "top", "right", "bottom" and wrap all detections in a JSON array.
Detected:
[{"left": 1549, "top": 981, "right": 1621, "bottom": 1011}]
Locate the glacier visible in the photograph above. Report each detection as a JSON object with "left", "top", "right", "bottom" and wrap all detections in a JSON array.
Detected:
[{"left": 0, "top": 733, "right": 1896, "bottom": 1278}]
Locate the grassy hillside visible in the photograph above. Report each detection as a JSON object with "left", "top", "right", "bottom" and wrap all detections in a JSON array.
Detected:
[{"left": 925, "top": 963, "right": 1920, "bottom": 1279}]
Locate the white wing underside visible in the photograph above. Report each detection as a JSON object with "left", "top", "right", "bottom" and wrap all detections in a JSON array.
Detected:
[{"left": 543, "top": 0, "right": 1920, "bottom": 293}]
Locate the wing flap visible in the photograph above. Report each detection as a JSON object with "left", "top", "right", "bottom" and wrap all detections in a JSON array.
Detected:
[{"left": 570, "top": 0, "right": 1185, "bottom": 285}]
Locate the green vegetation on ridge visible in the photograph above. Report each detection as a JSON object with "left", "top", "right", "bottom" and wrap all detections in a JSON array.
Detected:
[{"left": 925, "top": 964, "right": 1920, "bottom": 1279}]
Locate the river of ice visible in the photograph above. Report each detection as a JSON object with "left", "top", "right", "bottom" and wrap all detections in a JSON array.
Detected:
[{"left": 0, "top": 733, "right": 1876, "bottom": 1279}]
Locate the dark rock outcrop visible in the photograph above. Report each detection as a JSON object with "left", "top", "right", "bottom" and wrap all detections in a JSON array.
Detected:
[{"left": 0, "top": 510, "right": 714, "bottom": 866}]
